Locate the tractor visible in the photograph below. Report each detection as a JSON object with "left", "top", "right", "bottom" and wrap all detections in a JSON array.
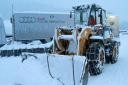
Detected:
[{"left": 53, "top": 4, "right": 120, "bottom": 77}]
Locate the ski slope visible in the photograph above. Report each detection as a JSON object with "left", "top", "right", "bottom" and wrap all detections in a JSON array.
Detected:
[{"left": 0, "top": 33, "right": 127, "bottom": 85}]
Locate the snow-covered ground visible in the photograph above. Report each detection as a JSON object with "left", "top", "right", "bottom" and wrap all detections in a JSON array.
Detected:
[
  {"left": 0, "top": 33, "right": 127, "bottom": 85},
  {"left": 0, "top": 55, "right": 64, "bottom": 85},
  {"left": 88, "top": 34, "right": 128, "bottom": 85},
  {"left": 0, "top": 53, "right": 86, "bottom": 85}
]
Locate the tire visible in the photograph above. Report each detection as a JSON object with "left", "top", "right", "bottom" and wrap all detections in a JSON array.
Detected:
[
  {"left": 87, "top": 43, "right": 105, "bottom": 75},
  {"left": 111, "top": 43, "right": 119, "bottom": 64},
  {"left": 82, "top": 66, "right": 89, "bottom": 85}
]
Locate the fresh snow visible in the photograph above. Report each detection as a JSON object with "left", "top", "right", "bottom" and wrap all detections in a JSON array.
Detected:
[
  {"left": 88, "top": 34, "right": 128, "bottom": 85},
  {"left": 0, "top": 40, "right": 53, "bottom": 50},
  {"left": 0, "top": 33, "right": 127, "bottom": 85},
  {"left": 0, "top": 53, "right": 86, "bottom": 85},
  {"left": 90, "top": 36, "right": 103, "bottom": 40},
  {"left": 58, "top": 35, "right": 74, "bottom": 41}
]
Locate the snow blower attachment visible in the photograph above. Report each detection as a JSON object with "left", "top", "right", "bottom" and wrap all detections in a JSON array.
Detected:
[{"left": 53, "top": 4, "right": 120, "bottom": 76}]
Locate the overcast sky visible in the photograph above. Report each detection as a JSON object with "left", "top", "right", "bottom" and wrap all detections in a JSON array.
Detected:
[{"left": 0, "top": 0, "right": 127, "bottom": 21}]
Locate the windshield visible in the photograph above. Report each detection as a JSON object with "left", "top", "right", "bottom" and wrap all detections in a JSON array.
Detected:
[{"left": 74, "top": 10, "right": 89, "bottom": 25}]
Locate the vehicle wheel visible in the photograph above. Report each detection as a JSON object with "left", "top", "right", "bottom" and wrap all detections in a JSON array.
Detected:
[
  {"left": 87, "top": 43, "right": 105, "bottom": 75},
  {"left": 82, "top": 66, "right": 89, "bottom": 85},
  {"left": 111, "top": 43, "right": 119, "bottom": 64}
]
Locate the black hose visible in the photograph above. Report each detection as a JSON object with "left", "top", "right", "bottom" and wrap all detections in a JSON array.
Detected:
[
  {"left": 72, "top": 57, "right": 76, "bottom": 85},
  {"left": 46, "top": 54, "right": 54, "bottom": 79},
  {"left": 46, "top": 54, "right": 64, "bottom": 85}
]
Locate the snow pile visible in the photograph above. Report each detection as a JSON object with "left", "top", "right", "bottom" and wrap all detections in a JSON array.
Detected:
[
  {"left": 58, "top": 35, "right": 74, "bottom": 41},
  {"left": 0, "top": 56, "right": 58, "bottom": 85},
  {"left": 0, "top": 40, "right": 53, "bottom": 50},
  {"left": 0, "top": 53, "right": 86, "bottom": 85}
]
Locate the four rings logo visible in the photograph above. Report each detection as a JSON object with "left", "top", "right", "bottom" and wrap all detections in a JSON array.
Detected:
[
  {"left": 19, "top": 17, "right": 45, "bottom": 23},
  {"left": 18, "top": 16, "right": 65, "bottom": 24}
]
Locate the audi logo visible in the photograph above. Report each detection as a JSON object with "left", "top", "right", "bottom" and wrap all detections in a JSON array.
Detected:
[{"left": 19, "top": 17, "right": 45, "bottom": 23}]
